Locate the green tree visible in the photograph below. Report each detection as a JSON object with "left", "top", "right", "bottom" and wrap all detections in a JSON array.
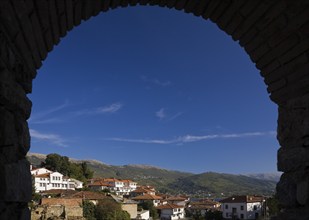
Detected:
[
  {"left": 41, "top": 153, "right": 94, "bottom": 182},
  {"left": 95, "top": 199, "right": 130, "bottom": 220},
  {"left": 31, "top": 177, "right": 41, "bottom": 202},
  {"left": 83, "top": 200, "right": 96, "bottom": 220},
  {"left": 205, "top": 210, "right": 223, "bottom": 220},
  {"left": 267, "top": 195, "right": 280, "bottom": 217},
  {"left": 81, "top": 162, "right": 94, "bottom": 179},
  {"left": 42, "top": 153, "right": 70, "bottom": 175}
]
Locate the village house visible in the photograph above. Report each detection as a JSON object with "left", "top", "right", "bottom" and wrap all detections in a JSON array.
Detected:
[
  {"left": 132, "top": 194, "right": 163, "bottom": 207},
  {"left": 87, "top": 178, "right": 137, "bottom": 195},
  {"left": 68, "top": 191, "right": 107, "bottom": 205},
  {"left": 137, "top": 210, "right": 150, "bottom": 220},
  {"left": 31, "top": 167, "right": 83, "bottom": 192},
  {"left": 130, "top": 186, "right": 156, "bottom": 197},
  {"left": 220, "top": 195, "right": 265, "bottom": 220},
  {"left": 165, "top": 196, "right": 189, "bottom": 206},
  {"left": 187, "top": 199, "right": 221, "bottom": 217},
  {"left": 156, "top": 203, "right": 185, "bottom": 220}
]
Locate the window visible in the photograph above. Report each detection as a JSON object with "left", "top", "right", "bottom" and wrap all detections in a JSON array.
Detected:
[
  {"left": 225, "top": 205, "right": 228, "bottom": 209},
  {"left": 226, "top": 213, "right": 229, "bottom": 217},
  {"left": 241, "top": 205, "right": 244, "bottom": 210},
  {"left": 241, "top": 214, "right": 244, "bottom": 219}
]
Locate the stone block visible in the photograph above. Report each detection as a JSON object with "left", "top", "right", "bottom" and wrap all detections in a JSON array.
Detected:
[
  {"left": 0, "top": 107, "right": 17, "bottom": 147},
  {"left": 65, "top": 0, "right": 74, "bottom": 30},
  {"left": 34, "top": 0, "right": 50, "bottom": 31},
  {"left": 0, "top": 81, "right": 32, "bottom": 119},
  {"left": 256, "top": 34, "right": 300, "bottom": 70},
  {"left": 192, "top": 0, "right": 209, "bottom": 17},
  {"left": 202, "top": 0, "right": 220, "bottom": 20},
  {"left": 296, "top": 180, "right": 309, "bottom": 205},
  {"left": 276, "top": 173, "right": 297, "bottom": 208},
  {"left": 233, "top": 1, "right": 274, "bottom": 41},
  {"left": 209, "top": 0, "right": 230, "bottom": 23},
  {"left": 277, "top": 147, "right": 309, "bottom": 172},
  {"left": 92, "top": 0, "right": 102, "bottom": 16},
  {"left": 30, "top": 12, "right": 48, "bottom": 60},
  {"left": 81, "top": 0, "right": 94, "bottom": 20},
  {"left": 255, "top": 1, "right": 286, "bottom": 31},
  {"left": 59, "top": 13, "right": 67, "bottom": 38},
  {"left": 216, "top": 0, "right": 245, "bottom": 31},
  {"left": 225, "top": 13, "right": 243, "bottom": 36},
  {"left": 11, "top": 0, "right": 42, "bottom": 69},
  {"left": 73, "top": 0, "right": 82, "bottom": 26},
  {"left": 14, "top": 32, "right": 36, "bottom": 73},
  {"left": 0, "top": 0, "right": 21, "bottom": 39},
  {"left": 184, "top": 0, "right": 199, "bottom": 14},
  {"left": 48, "top": 0, "right": 60, "bottom": 45},
  {"left": 174, "top": 0, "right": 187, "bottom": 11},
  {"left": 0, "top": 159, "right": 31, "bottom": 203},
  {"left": 14, "top": 116, "right": 30, "bottom": 156}
]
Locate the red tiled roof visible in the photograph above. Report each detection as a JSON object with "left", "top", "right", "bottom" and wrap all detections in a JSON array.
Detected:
[
  {"left": 132, "top": 188, "right": 153, "bottom": 193},
  {"left": 88, "top": 180, "right": 111, "bottom": 187},
  {"left": 132, "top": 194, "right": 162, "bottom": 200},
  {"left": 166, "top": 196, "right": 187, "bottom": 201},
  {"left": 41, "top": 198, "right": 82, "bottom": 207},
  {"left": 220, "top": 195, "right": 264, "bottom": 203},
  {"left": 156, "top": 203, "right": 184, "bottom": 209},
  {"left": 34, "top": 173, "right": 50, "bottom": 178}
]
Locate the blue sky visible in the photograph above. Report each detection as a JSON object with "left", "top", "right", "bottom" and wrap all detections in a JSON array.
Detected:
[{"left": 28, "top": 6, "right": 278, "bottom": 174}]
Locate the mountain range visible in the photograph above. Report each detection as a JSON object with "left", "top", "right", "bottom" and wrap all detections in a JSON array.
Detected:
[{"left": 27, "top": 152, "right": 280, "bottom": 197}]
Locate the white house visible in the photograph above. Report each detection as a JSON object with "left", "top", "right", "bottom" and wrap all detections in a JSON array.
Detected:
[
  {"left": 132, "top": 194, "right": 163, "bottom": 207},
  {"left": 137, "top": 210, "right": 150, "bottom": 220},
  {"left": 220, "top": 195, "right": 264, "bottom": 220},
  {"left": 156, "top": 203, "right": 185, "bottom": 220},
  {"left": 31, "top": 167, "right": 52, "bottom": 176},
  {"left": 31, "top": 167, "right": 83, "bottom": 192},
  {"left": 88, "top": 178, "right": 137, "bottom": 195}
]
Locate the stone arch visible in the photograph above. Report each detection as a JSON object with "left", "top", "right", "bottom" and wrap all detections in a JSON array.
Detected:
[{"left": 0, "top": 1, "right": 308, "bottom": 219}]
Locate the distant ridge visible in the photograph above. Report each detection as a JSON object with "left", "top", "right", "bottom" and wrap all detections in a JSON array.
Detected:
[{"left": 27, "top": 152, "right": 277, "bottom": 196}]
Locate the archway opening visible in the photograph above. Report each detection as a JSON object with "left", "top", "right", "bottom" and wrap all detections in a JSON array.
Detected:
[{"left": 28, "top": 5, "right": 279, "bottom": 194}]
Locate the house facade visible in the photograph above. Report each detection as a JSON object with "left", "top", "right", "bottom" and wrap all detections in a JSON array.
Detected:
[
  {"left": 220, "top": 196, "right": 264, "bottom": 220},
  {"left": 132, "top": 194, "right": 163, "bottom": 207},
  {"left": 156, "top": 203, "right": 185, "bottom": 220},
  {"left": 88, "top": 178, "right": 137, "bottom": 195},
  {"left": 31, "top": 167, "right": 83, "bottom": 192}
]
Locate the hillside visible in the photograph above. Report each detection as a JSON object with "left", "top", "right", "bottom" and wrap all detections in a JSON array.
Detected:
[
  {"left": 168, "top": 172, "right": 276, "bottom": 197},
  {"left": 27, "top": 153, "right": 277, "bottom": 196}
]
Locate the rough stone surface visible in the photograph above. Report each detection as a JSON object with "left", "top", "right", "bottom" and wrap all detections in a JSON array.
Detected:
[{"left": 0, "top": 1, "right": 307, "bottom": 219}]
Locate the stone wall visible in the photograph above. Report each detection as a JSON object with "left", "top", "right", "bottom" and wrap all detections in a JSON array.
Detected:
[
  {"left": 31, "top": 198, "right": 84, "bottom": 220},
  {"left": 0, "top": 1, "right": 308, "bottom": 219}
]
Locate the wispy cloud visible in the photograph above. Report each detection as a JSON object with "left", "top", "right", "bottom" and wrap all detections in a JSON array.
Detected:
[
  {"left": 30, "top": 129, "right": 68, "bottom": 147},
  {"left": 74, "top": 103, "right": 123, "bottom": 116},
  {"left": 156, "top": 108, "right": 166, "bottom": 120},
  {"left": 168, "top": 112, "right": 183, "bottom": 121},
  {"left": 29, "top": 101, "right": 70, "bottom": 123},
  {"left": 156, "top": 108, "right": 183, "bottom": 121},
  {"left": 141, "top": 75, "right": 172, "bottom": 87},
  {"left": 104, "top": 131, "right": 276, "bottom": 145}
]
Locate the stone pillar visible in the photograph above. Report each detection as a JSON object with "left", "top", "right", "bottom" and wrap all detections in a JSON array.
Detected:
[
  {"left": 0, "top": 28, "right": 33, "bottom": 220},
  {"left": 276, "top": 94, "right": 309, "bottom": 219}
]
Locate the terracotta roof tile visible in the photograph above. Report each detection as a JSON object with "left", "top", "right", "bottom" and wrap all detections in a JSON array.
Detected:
[
  {"left": 156, "top": 203, "right": 184, "bottom": 209},
  {"left": 220, "top": 195, "right": 264, "bottom": 203},
  {"left": 34, "top": 173, "right": 50, "bottom": 178},
  {"left": 132, "top": 194, "right": 162, "bottom": 200}
]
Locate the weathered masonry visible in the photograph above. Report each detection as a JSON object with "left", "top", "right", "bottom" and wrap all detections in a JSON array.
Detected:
[{"left": 0, "top": 1, "right": 308, "bottom": 219}]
